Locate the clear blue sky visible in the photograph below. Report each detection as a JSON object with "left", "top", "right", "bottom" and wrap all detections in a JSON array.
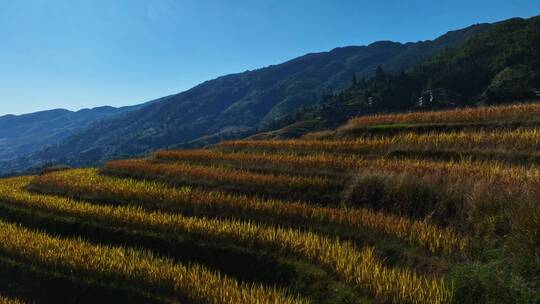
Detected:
[{"left": 1, "top": 0, "right": 539, "bottom": 116}]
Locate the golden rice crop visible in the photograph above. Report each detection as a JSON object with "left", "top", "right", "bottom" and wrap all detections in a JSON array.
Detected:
[
  {"left": 217, "top": 128, "right": 540, "bottom": 155},
  {"left": 153, "top": 149, "right": 358, "bottom": 171},
  {"left": 346, "top": 102, "right": 540, "bottom": 127},
  {"left": 0, "top": 296, "right": 24, "bottom": 304},
  {"left": 103, "top": 159, "right": 339, "bottom": 193},
  {"left": 1, "top": 177, "right": 453, "bottom": 304},
  {"left": 217, "top": 139, "right": 381, "bottom": 154},
  {"left": 383, "top": 129, "right": 540, "bottom": 151},
  {"left": 0, "top": 216, "right": 302, "bottom": 304},
  {"left": 30, "top": 169, "right": 468, "bottom": 255},
  {"left": 212, "top": 138, "right": 540, "bottom": 187}
]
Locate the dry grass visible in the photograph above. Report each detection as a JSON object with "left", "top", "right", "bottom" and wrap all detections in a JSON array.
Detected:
[
  {"left": 30, "top": 169, "right": 468, "bottom": 255},
  {"left": 344, "top": 158, "right": 540, "bottom": 252},
  {"left": 346, "top": 102, "right": 540, "bottom": 128},
  {"left": 1, "top": 177, "right": 454, "bottom": 304}
]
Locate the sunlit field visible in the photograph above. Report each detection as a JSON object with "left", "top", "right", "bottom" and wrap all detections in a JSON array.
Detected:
[
  {"left": 346, "top": 102, "right": 540, "bottom": 127},
  {"left": 1, "top": 103, "right": 539, "bottom": 303}
]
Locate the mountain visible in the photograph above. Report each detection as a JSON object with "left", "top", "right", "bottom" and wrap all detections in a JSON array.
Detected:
[
  {"left": 267, "top": 16, "right": 540, "bottom": 135},
  {"left": 0, "top": 94, "right": 172, "bottom": 170},
  {"left": 0, "top": 21, "right": 493, "bottom": 175},
  {"left": 0, "top": 106, "right": 135, "bottom": 162}
]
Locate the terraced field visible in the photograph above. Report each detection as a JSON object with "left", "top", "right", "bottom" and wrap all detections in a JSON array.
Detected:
[{"left": 1, "top": 103, "right": 539, "bottom": 303}]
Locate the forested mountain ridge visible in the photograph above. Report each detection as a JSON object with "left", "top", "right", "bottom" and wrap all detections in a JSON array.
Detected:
[{"left": 268, "top": 16, "right": 540, "bottom": 135}]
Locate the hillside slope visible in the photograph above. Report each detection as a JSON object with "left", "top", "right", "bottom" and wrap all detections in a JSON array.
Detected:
[
  {"left": 269, "top": 16, "right": 540, "bottom": 135},
  {"left": 3, "top": 22, "right": 490, "bottom": 174}
]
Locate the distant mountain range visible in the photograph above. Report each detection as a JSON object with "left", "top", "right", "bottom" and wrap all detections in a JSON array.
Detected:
[
  {"left": 0, "top": 106, "right": 137, "bottom": 162},
  {"left": 2, "top": 16, "right": 538, "bottom": 176},
  {"left": 0, "top": 95, "right": 170, "bottom": 162}
]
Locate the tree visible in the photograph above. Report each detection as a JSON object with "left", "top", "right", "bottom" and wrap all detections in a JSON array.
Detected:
[{"left": 375, "top": 66, "right": 386, "bottom": 82}]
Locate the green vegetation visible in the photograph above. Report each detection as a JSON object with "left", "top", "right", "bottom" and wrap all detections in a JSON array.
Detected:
[{"left": 270, "top": 16, "right": 540, "bottom": 136}]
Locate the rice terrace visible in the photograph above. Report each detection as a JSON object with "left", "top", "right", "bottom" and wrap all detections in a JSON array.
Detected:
[
  {"left": 0, "top": 102, "right": 537, "bottom": 303},
  {"left": 1, "top": 3, "right": 540, "bottom": 303}
]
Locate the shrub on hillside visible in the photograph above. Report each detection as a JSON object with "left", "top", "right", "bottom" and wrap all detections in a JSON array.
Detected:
[
  {"left": 342, "top": 170, "right": 461, "bottom": 225},
  {"left": 39, "top": 165, "right": 71, "bottom": 176}
]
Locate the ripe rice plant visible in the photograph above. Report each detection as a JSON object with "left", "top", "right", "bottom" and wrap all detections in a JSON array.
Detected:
[
  {"left": 153, "top": 149, "right": 359, "bottom": 172},
  {"left": 29, "top": 169, "right": 468, "bottom": 255},
  {"left": 211, "top": 140, "right": 540, "bottom": 193},
  {"left": 0, "top": 251, "right": 181, "bottom": 303},
  {"left": 0, "top": 212, "right": 304, "bottom": 304},
  {"left": 156, "top": 148, "right": 534, "bottom": 179},
  {"left": 102, "top": 159, "right": 342, "bottom": 202},
  {"left": 216, "top": 139, "right": 382, "bottom": 155},
  {"left": 2, "top": 177, "right": 454, "bottom": 304},
  {"left": 346, "top": 102, "right": 540, "bottom": 128},
  {"left": 387, "top": 129, "right": 540, "bottom": 152},
  {"left": 217, "top": 128, "right": 540, "bottom": 156},
  {"left": 0, "top": 296, "right": 23, "bottom": 304}
]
